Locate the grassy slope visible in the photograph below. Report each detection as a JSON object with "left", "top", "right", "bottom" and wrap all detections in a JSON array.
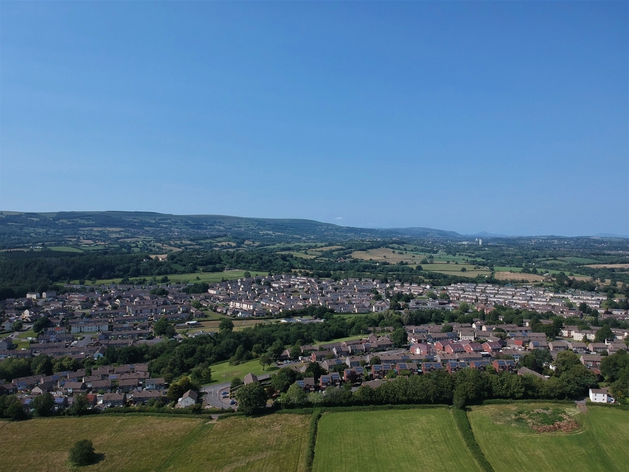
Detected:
[
  {"left": 160, "top": 414, "right": 310, "bottom": 472},
  {"left": 0, "top": 416, "right": 204, "bottom": 472},
  {"left": 0, "top": 414, "right": 309, "bottom": 472},
  {"left": 469, "top": 404, "right": 629, "bottom": 472},
  {"left": 209, "top": 358, "right": 282, "bottom": 384},
  {"left": 312, "top": 409, "right": 482, "bottom": 472}
]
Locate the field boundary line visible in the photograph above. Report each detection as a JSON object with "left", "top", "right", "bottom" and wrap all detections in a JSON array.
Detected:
[
  {"left": 305, "top": 409, "right": 322, "bottom": 472},
  {"left": 451, "top": 408, "right": 495, "bottom": 472}
]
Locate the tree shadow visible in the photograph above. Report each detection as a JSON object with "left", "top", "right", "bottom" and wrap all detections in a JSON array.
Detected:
[{"left": 93, "top": 453, "right": 106, "bottom": 465}]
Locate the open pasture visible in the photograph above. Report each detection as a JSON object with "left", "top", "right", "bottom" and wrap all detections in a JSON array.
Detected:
[
  {"left": 0, "top": 415, "right": 205, "bottom": 472},
  {"left": 0, "top": 413, "right": 310, "bottom": 472},
  {"left": 312, "top": 409, "right": 482, "bottom": 472},
  {"left": 181, "top": 318, "right": 271, "bottom": 335},
  {"left": 468, "top": 403, "right": 629, "bottom": 472},
  {"left": 159, "top": 414, "right": 310, "bottom": 472}
]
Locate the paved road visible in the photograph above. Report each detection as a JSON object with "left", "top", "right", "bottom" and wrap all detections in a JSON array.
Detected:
[
  {"left": 201, "top": 373, "right": 272, "bottom": 410},
  {"left": 201, "top": 382, "right": 233, "bottom": 410}
]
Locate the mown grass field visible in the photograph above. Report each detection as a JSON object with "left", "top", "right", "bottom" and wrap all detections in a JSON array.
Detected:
[
  {"left": 312, "top": 409, "right": 483, "bottom": 472},
  {"left": 0, "top": 414, "right": 310, "bottom": 472},
  {"left": 468, "top": 404, "right": 629, "bottom": 472},
  {"left": 179, "top": 318, "right": 272, "bottom": 336},
  {"left": 160, "top": 414, "right": 310, "bottom": 472},
  {"left": 209, "top": 358, "right": 282, "bottom": 383},
  {"left": 352, "top": 248, "right": 424, "bottom": 265}
]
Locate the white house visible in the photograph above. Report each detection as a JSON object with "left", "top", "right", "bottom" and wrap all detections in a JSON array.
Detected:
[
  {"left": 589, "top": 387, "right": 615, "bottom": 404},
  {"left": 177, "top": 389, "right": 198, "bottom": 408}
]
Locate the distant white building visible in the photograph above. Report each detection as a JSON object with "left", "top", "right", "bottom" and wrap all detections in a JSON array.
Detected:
[{"left": 589, "top": 387, "right": 615, "bottom": 404}]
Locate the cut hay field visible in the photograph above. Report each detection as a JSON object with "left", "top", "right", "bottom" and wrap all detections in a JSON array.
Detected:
[
  {"left": 312, "top": 409, "right": 483, "bottom": 472},
  {"left": 419, "top": 263, "right": 490, "bottom": 278},
  {"left": 0, "top": 414, "right": 310, "bottom": 472},
  {"left": 160, "top": 414, "right": 309, "bottom": 472},
  {"left": 586, "top": 263, "right": 629, "bottom": 269},
  {"left": 352, "top": 247, "right": 422, "bottom": 265},
  {"left": 0, "top": 415, "right": 204, "bottom": 472},
  {"left": 468, "top": 404, "right": 629, "bottom": 472},
  {"left": 494, "top": 272, "right": 547, "bottom": 282}
]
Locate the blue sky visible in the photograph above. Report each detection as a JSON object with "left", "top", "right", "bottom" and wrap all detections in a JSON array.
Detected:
[{"left": 1, "top": 1, "right": 627, "bottom": 236}]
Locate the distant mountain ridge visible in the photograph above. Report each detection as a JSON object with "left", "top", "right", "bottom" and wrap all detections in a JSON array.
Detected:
[
  {"left": 0, "top": 211, "right": 463, "bottom": 248},
  {"left": 0, "top": 211, "right": 625, "bottom": 249}
]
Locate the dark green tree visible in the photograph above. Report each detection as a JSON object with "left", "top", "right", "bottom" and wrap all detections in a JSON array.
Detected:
[
  {"left": 271, "top": 368, "right": 297, "bottom": 393},
  {"left": 32, "top": 392, "right": 55, "bottom": 417},
  {"left": 153, "top": 317, "right": 175, "bottom": 338},
  {"left": 259, "top": 354, "right": 272, "bottom": 371},
  {"left": 595, "top": 325, "right": 614, "bottom": 342},
  {"left": 391, "top": 327, "right": 408, "bottom": 348},
  {"left": 70, "top": 394, "right": 90, "bottom": 416},
  {"left": 68, "top": 439, "right": 97, "bottom": 466},
  {"left": 219, "top": 319, "right": 234, "bottom": 333},
  {"left": 234, "top": 382, "right": 267, "bottom": 414}
]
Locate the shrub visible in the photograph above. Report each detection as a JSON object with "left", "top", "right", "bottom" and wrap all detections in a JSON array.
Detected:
[{"left": 68, "top": 439, "right": 97, "bottom": 466}]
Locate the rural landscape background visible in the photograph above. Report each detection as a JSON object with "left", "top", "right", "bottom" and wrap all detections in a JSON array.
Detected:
[{"left": 1, "top": 1, "right": 628, "bottom": 471}]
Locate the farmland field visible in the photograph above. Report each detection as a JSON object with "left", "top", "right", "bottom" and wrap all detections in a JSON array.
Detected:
[
  {"left": 160, "top": 414, "right": 310, "bottom": 472},
  {"left": 0, "top": 414, "right": 310, "bottom": 472},
  {"left": 0, "top": 415, "right": 205, "bottom": 472},
  {"left": 494, "top": 272, "right": 547, "bottom": 282},
  {"left": 312, "top": 409, "right": 482, "bottom": 472},
  {"left": 352, "top": 248, "right": 422, "bottom": 265},
  {"left": 468, "top": 404, "right": 629, "bottom": 472},
  {"left": 586, "top": 263, "right": 629, "bottom": 269}
]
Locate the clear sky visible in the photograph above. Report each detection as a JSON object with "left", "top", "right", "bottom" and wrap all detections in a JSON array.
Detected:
[{"left": 1, "top": 1, "right": 627, "bottom": 236}]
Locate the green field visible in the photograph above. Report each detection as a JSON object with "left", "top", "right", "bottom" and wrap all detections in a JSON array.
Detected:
[
  {"left": 48, "top": 246, "right": 85, "bottom": 253},
  {"left": 179, "top": 318, "right": 272, "bottom": 336},
  {"left": 0, "top": 415, "right": 203, "bottom": 471},
  {"left": 209, "top": 358, "right": 283, "bottom": 384},
  {"left": 559, "top": 257, "right": 601, "bottom": 264},
  {"left": 0, "top": 414, "right": 310, "bottom": 472},
  {"left": 469, "top": 404, "right": 629, "bottom": 472},
  {"left": 312, "top": 409, "right": 483, "bottom": 472},
  {"left": 160, "top": 414, "right": 309, "bottom": 471}
]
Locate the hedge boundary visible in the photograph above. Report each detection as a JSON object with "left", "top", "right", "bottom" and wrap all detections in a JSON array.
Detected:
[
  {"left": 451, "top": 408, "right": 495, "bottom": 472},
  {"left": 305, "top": 409, "right": 322, "bottom": 472}
]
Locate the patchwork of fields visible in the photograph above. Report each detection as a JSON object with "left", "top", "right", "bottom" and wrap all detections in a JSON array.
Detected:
[{"left": 1, "top": 404, "right": 627, "bottom": 471}]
